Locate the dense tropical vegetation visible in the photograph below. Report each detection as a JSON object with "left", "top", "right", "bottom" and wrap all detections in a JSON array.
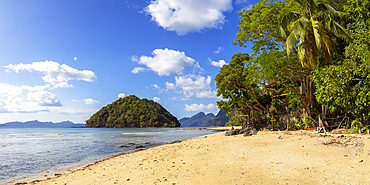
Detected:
[
  {"left": 85, "top": 95, "right": 180, "bottom": 128},
  {"left": 216, "top": 0, "right": 370, "bottom": 132}
]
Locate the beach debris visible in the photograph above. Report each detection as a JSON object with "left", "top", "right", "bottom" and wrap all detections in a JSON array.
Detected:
[
  {"left": 170, "top": 140, "right": 182, "bottom": 144},
  {"left": 119, "top": 143, "right": 136, "bottom": 148},
  {"left": 278, "top": 136, "right": 281, "bottom": 139},
  {"left": 322, "top": 137, "right": 364, "bottom": 148},
  {"left": 225, "top": 125, "right": 258, "bottom": 136},
  {"left": 359, "top": 160, "right": 364, "bottom": 162},
  {"left": 134, "top": 145, "right": 145, "bottom": 149}
]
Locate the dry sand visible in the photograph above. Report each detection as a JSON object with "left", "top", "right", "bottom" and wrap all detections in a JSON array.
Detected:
[{"left": 21, "top": 130, "right": 370, "bottom": 185}]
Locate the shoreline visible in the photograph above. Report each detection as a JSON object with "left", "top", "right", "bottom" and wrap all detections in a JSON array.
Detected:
[
  {"left": 14, "top": 129, "right": 370, "bottom": 185},
  {"left": 4, "top": 127, "right": 216, "bottom": 185}
]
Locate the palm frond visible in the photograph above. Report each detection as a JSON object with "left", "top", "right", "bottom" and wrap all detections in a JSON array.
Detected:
[
  {"left": 310, "top": 17, "right": 321, "bottom": 50},
  {"left": 327, "top": 19, "right": 351, "bottom": 42},
  {"left": 286, "top": 29, "right": 299, "bottom": 55},
  {"left": 317, "top": 21, "right": 332, "bottom": 57},
  {"left": 281, "top": 12, "right": 300, "bottom": 31},
  {"left": 297, "top": 37, "right": 306, "bottom": 63}
]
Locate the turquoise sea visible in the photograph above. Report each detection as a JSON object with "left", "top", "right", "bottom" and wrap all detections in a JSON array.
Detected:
[{"left": 0, "top": 127, "right": 214, "bottom": 184}]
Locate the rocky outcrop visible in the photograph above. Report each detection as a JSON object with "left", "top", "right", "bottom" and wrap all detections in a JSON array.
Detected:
[{"left": 225, "top": 125, "right": 257, "bottom": 137}]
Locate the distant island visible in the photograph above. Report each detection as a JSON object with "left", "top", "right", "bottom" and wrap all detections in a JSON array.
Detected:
[
  {"left": 179, "top": 112, "right": 215, "bottom": 127},
  {"left": 179, "top": 110, "right": 230, "bottom": 127},
  {"left": 85, "top": 95, "right": 180, "bottom": 128},
  {"left": 202, "top": 110, "right": 230, "bottom": 126},
  {"left": 0, "top": 120, "right": 85, "bottom": 128}
]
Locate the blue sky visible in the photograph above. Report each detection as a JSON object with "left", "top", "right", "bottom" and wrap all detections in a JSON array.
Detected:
[{"left": 0, "top": 0, "right": 256, "bottom": 124}]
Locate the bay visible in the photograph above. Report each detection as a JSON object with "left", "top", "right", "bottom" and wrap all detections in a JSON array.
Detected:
[{"left": 0, "top": 127, "right": 214, "bottom": 184}]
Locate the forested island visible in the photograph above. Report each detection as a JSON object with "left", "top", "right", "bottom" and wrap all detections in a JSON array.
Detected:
[{"left": 85, "top": 95, "right": 180, "bottom": 128}]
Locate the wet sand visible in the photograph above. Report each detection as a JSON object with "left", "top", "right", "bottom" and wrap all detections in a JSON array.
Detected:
[{"left": 22, "top": 130, "right": 370, "bottom": 185}]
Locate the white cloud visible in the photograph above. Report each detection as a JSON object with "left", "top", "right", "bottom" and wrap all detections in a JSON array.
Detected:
[
  {"left": 83, "top": 98, "right": 99, "bottom": 105},
  {"left": 184, "top": 103, "right": 217, "bottom": 112},
  {"left": 3, "top": 60, "right": 97, "bottom": 88},
  {"left": 4, "top": 97, "right": 49, "bottom": 113},
  {"left": 135, "top": 48, "right": 201, "bottom": 76},
  {"left": 74, "top": 57, "right": 78, "bottom": 61},
  {"left": 131, "top": 55, "right": 139, "bottom": 62},
  {"left": 27, "top": 90, "right": 62, "bottom": 106},
  {"left": 153, "top": 96, "right": 161, "bottom": 102},
  {"left": 214, "top": 47, "right": 223, "bottom": 54},
  {"left": 118, "top": 93, "right": 125, "bottom": 98},
  {"left": 131, "top": 67, "right": 146, "bottom": 74},
  {"left": 0, "top": 83, "right": 23, "bottom": 97},
  {"left": 166, "top": 75, "right": 217, "bottom": 99},
  {"left": 209, "top": 58, "right": 227, "bottom": 67},
  {"left": 21, "top": 85, "right": 50, "bottom": 92},
  {"left": 152, "top": 84, "right": 160, "bottom": 89},
  {"left": 151, "top": 84, "right": 163, "bottom": 93},
  {"left": 165, "top": 82, "right": 176, "bottom": 90},
  {"left": 0, "top": 83, "right": 62, "bottom": 113},
  {"left": 145, "top": 0, "right": 233, "bottom": 35}
]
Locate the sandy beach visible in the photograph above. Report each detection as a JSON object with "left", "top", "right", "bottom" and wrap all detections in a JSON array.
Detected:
[{"left": 21, "top": 130, "right": 370, "bottom": 185}]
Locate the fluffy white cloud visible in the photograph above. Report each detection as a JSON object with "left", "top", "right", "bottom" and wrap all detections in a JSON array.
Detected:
[
  {"left": 209, "top": 58, "right": 227, "bottom": 67},
  {"left": 166, "top": 75, "right": 217, "bottom": 99},
  {"left": 83, "top": 98, "right": 99, "bottom": 105},
  {"left": 0, "top": 83, "right": 61, "bottom": 113},
  {"left": 134, "top": 48, "right": 200, "bottom": 76},
  {"left": 145, "top": 0, "right": 233, "bottom": 35},
  {"left": 165, "top": 82, "right": 176, "bottom": 90},
  {"left": 4, "top": 97, "right": 49, "bottom": 113},
  {"left": 21, "top": 85, "right": 50, "bottom": 92},
  {"left": 118, "top": 93, "right": 125, "bottom": 98},
  {"left": 3, "top": 60, "right": 97, "bottom": 88},
  {"left": 131, "top": 67, "right": 146, "bottom": 74},
  {"left": 153, "top": 96, "right": 161, "bottom": 102},
  {"left": 27, "top": 90, "right": 62, "bottom": 106},
  {"left": 0, "top": 83, "right": 23, "bottom": 97},
  {"left": 184, "top": 103, "right": 217, "bottom": 112}
]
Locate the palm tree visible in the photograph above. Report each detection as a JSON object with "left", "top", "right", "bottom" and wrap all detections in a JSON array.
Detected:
[{"left": 280, "top": 0, "right": 351, "bottom": 70}]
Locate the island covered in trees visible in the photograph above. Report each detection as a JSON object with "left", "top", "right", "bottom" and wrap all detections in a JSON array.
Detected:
[{"left": 85, "top": 95, "right": 180, "bottom": 128}]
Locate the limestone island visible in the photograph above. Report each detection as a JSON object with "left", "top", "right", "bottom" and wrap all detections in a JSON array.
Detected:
[{"left": 85, "top": 95, "right": 180, "bottom": 128}]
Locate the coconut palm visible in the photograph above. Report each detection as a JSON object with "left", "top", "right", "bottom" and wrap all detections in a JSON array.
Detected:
[{"left": 280, "top": 0, "right": 351, "bottom": 70}]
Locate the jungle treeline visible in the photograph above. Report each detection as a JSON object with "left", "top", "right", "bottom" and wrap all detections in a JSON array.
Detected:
[{"left": 216, "top": 0, "right": 370, "bottom": 133}]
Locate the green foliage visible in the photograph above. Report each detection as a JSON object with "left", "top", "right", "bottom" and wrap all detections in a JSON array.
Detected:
[
  {"left": 280, "top": 0, "right": 351, "bottom": 70},
  {"left": 233, "top": 0, "right": 298, "bottom": 55},
  {"left": 85, "top": 95, "right": 180, "bottom": 128},
  {"left": 289, "top": 119, "right": 306, "bottom": 130},
  {"left": 215, "top": 52, "right": 274, "bottom": 121},
  {"left": 225, "top": 116, "right": 243, "bottom": 126},
  {"left": 220, "top": 0, "right": 370, "bottom": 131}
]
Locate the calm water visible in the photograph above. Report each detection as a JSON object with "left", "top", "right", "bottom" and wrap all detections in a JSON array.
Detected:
[{"left": 0, "top": 127, "right": 214, "bottom": 184}]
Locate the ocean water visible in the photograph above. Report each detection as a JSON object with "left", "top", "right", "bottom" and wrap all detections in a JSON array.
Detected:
[{"left": 0, "top": 127, "right": 214, "bottom": 184}]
